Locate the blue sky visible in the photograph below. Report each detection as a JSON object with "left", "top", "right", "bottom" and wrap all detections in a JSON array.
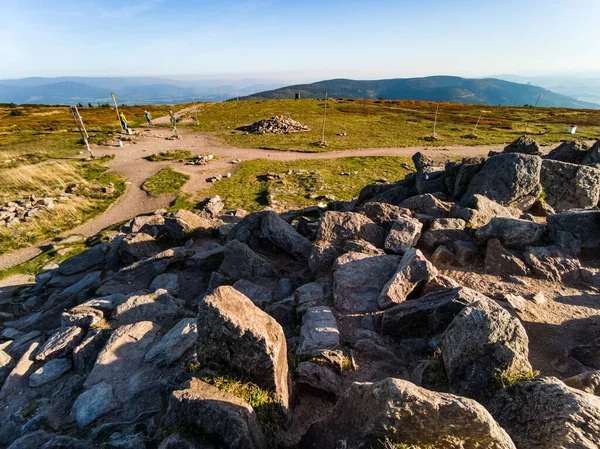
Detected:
[{"left": 1, "top": 0, "right": 599, "bottom": 80}]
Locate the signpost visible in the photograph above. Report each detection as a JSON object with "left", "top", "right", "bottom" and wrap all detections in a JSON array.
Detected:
[
  {"left": 70, "top": 106, "right": 94, "bottom": 158},
  {"left": 111, "top": 93, "right": 124, "bottom": 131},
  {"left": 320, "top": 93, "right": 328, "bottom": 146}
]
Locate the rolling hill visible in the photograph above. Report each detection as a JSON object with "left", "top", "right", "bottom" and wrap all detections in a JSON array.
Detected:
[{"left": 241, "top": 76, "right": 600, "bottom": 109}]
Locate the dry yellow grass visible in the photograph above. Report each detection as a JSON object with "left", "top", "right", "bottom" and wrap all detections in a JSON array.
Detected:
[{"left": 0, "top": 162, "right": 84, "bottom": 201}]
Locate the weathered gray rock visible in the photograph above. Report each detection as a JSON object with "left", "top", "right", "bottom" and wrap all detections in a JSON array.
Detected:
[
  {"left": 79, "top": 294, "right": 126, "bottom": 312},
  {"left": 464, "top": 153, "right": 542, "bottom": 210},
  {"left": 57, "top": 243, "right": 107, "bottom": 276},
  {"left": 301, "top": 377, "right": 516, "bottom": 449},
  {"left": 127, "top": 213, "right": 165, "bottom": 236},
  {"left": 295, "top": 361, "right": 342, "bottom": 397},
  {"left": 484, "top": 239, "right": 528, "bottom": 276},
  {"left": 29, "top": 358, "right": 72, "bottom": 387},
  {"left": 197, "top": 286, "right": 289, "bottom": 408},
  {"left": 7, "top": 431, "right": 55, "bottom": 449},
  {"left": 218, "top": 240, "right": 276, "bottom": 280},
  {"left": 297, "top": 306, "right": 339, "bottom": 357},
  {"left": 442, "top": 298, "right": 532, "bottom": 402},
  {"left": 35, "top": 326, "right": 85, "bottom": 361},
  {"left": 232, "top": 279, "right": 273, "bottom": 308},
  {"left": 333, "top": 252, "right": 399, "bottom": 313},
  {"left": 430, "top": 244, "right": 455, "bottom": 266},
  {"left": 61, "top": 306, "right": 104, "bottom": 328},
  {"left": 61, "top": 271, "right": 102, "bottom": 297},
  {"left": 166, "top": 378, "right": 266, "bottom": 449},
  {"left": 489, "top": 377, "right": 600, "bottom": 449},
  {"left": 564, "top": 370, "right": 600, "bottom": 396},
  {"left": 149, "top": 273, "right": 179, "bottom": 295},
  {"left": 384, "top": 215, "right": 423, "bottom": 254},
  {"left": 316, "top": 211, "right": 384, "bottom": 248},
  {"left": 294, "top": 280, "right": 326, "bottom": 316},
  {"left": 226, "top": 211, "right": 265, "bottom": 249},
  {"left": 569, "top": 344, "right": 600, "bottom": 369},
  {"left": 476, "top": 217, "right": 544, "bottom": 247},
  {"left": 413, "top": 152, "right": 446, "bottom": 195},
  {"left": 540, "top": 159, "right": 600, "bottom": 211},
  {"left": 420, "top": 218, "right": 470, "bottom": 250},
  {"left": 582, "top": 140, "right": 600, "bottom": 166},
  {"left": 378, "top": 249, "right": 438, "bottom": 309},
  {"left": 164, "top": 210, "right": 213, "bottom": 240},
  {"left": 503, "top": 135, "right": 540, "bottom": 155},
  {"left": 548, "top": 210, "right": 600, "bottom": 250},
  {"left": 523, "top": 245, "right": 581, "bottom": 282},
  {"left": 400, "top": 193, "right": 451, "bottom": 217},
  {"left": 112, "top": 289, "right": 182, "bottom": 325},
  {"left": 158, "top": 434, "right": 206, "bottom": 449},
  {"left": 145, "top": 318, "right": 198, "bottom": 366},
  {"left": 259, "top": 211, "right": 312, "bottom": 259},
  {"left": 73, "top": 329, "right": 106, "bottom": 372},
  {"left": 308, "top": 240, "right": 341, "bottom": 273},
  {"left": 454, "top": 240, "right": 478, "bottom": 267},
  {"left": 71, "top": 382, "right": 116, "bottom": 427},
  {"left": 545, "top": 139, "right": 589, "bottom": 164},
  {"left": 119, "top": 232, "right": 161, "bottom": 264},
  {"left": 451, "top": 194, "right": 517, "bottom": 228},
  {"left": 41, "top": 436, "right": 87, "bottom": 449},
  {"left": 444, "top": 157, "right": 485, "bottom": 199},
  {"left": 357, "top": 201, "right": 410, "bottom": 231},
  {"left": 382, "top": 287, "right": 488, "bottom": 339}
]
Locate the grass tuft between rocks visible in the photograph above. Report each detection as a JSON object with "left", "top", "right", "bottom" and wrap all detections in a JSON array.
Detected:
[
  {"left": 147, "top": 149, "right": 193, "bottom": 162},
  {"left": 142, "top": 168, "right": 190, "bottom": 195},
  {"left": 494, "top": 369, "right": 540, "bottom": 389}
]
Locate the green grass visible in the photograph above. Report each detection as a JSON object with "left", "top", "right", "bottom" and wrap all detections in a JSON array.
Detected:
[
  {"left": 209, "top": 156, "right": 413, "bottom": 211},
  {"left": 142, "top": 168, "right": 190, "bottom": 195},
  {"left": 189, "top": 99, "right": 600, "bottom": 152},
  {"left": 201, "top": 376, "right": 284, "bottom": 438},
  {"left": 494, "top": 369, "right": 540, "bottom": 388},
  {"left": 147, "top": 149, "right": 193, "bottom": 161}
]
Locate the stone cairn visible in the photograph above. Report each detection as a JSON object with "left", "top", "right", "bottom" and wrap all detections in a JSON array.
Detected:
[{"left": 238, "top": 116, "right": 309, "bottom": 134}]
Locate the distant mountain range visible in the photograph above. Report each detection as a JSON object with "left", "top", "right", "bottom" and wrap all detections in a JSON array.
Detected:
[
  {"left": 1, "top": 75, "right": 599, "bottom": 109},
  {"left": 241, "top": 76, "right": 600, "bottom": 109},
  {"left": 493, "top": 74, "right": 600, "bottom": 105},
  {"left": 0, "top": 77, "right": 289, "bottom": 105}
]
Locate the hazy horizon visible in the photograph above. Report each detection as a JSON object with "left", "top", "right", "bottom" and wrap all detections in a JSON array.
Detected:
[{"left": 2, "top": 0, "right": 599, "bottom": 80}]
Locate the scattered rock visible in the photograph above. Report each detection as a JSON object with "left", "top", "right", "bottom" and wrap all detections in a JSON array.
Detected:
[
  {"left": 232, "top": 279, "right": 273, "bottom": 308},
  {"left": 71, "top": 382, "right": 116, "bottom": 428},
  {"left": 564, "top": 370, "right": 600, "bottom": 396},
  {"left": 475, "top": 217, "right": 544, "bottom": 248},
  {"left": 297, "top": 306, "right": 339, "bottom": 357},
  {"left": 540, "top": 159, "right": 600, "bottom": 212},
  {"left": 29, "top": 358, "right": 72, "bottom": 387},
  {"left": 384, "top": 216, "right": 423, "bottom": 254},
  {"left": 484, "top": 239, "right": 528, "bottom": 276},
  {"left": 503, "top": 135, "right": 540, "bottom": 155},
  {"left": 35, "top": 326, "right": 85, "bottom": 361},
  {"left": 144, "top": 318, "right": 198, "bottom": 366}
]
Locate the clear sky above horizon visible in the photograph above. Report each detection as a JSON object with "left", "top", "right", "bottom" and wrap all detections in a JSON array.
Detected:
[{"left": 1, "top": 0, "right": 599, "bottom": 80}]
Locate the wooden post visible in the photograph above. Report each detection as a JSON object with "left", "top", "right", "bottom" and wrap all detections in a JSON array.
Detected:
[
  {"left": 110, "top": 93, "right": 124, "bottom": 131},
  {"left": 321, "top": 93, "right": 328, "bottom": 145},
  {"left": 473, "top": 110, "right": 483, "bottom": 135},
  {"left": 524, "top": 93, "right": 542, "bottom": 135},
  {"left": 295, "top": 92, "right": 301, "bottom": 100},
  {"left": 432, "top": 101, "right": 440, "bottom": 138},
  {"left": 70, "top": 106, "right": 94, "bottom": 158}
]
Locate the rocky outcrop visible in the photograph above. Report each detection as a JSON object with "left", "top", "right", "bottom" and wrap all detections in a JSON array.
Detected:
[
  {"left": 196, "top": 286, "right": 289, "bottom": 408},
  {"left": 463, "top": 153, "right": 542, "bottom": 210},
  {"left": 260, "top": 211, "right": 313, "bottom": 259},
  {"left": 301, "top": 377, "right": 516, "bottom": 449},
  {"left": 488, "top": 377, "right": 600, "bottom": 449},
  {"left": 315, "top": 211, "right": 384, "bottom": 248},
  {"left": 503, "top": 135, "right": 540, "bottom": 155},
  {"left": 164, "top": 210, "right": 214, "bottom": 240},
  {"left": 548, "top": 210, "right": 600, "bottom": 250},
  {"left": 540, "top": 159, "right": 600, "bottom": 211},
  {"left": 144, "top": 318, "right": 198, "bottom": 366},
  {"left": 384, "top": 216, "right": 422, "bottom": 254},
  {"left": 442, "top": 298, "right": 532, "bottom": 402},
  {"left": 451, "top": 194, "right": 517, "bottom": 228},
  {"left": 545, "top": 140, "right": 589, "bottom": 164},
  {"left": 218, "top": 240, "right": 277, "bottom": 281},
  {"left": 297, "top": 306, "right": 339, "bottom": 357},
  {"left": 484, "top": 239, "right": 528, "bottom": 276},
  {"left": 523, "top": 245, "right": 582, "bottom": 282},
  {"left": 475, "top": 217, "right": 544, "bottom": 248}
]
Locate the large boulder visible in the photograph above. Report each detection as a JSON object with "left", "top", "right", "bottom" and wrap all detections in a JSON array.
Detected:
[
  {"left": 118, "top": 232, "right": 161, "bottom": 264},
  {"left": 582, "top": 140, "right": 600, "bottom": 166},
  {"left": 71, "top": 381, "right": 116, "bottom": 428},
  {"left": 463, "top": 153, "right": 542, "bottom": 210},
  {"left": 488, "top": 377, "right": 600, "bottom": 449},
  {"left": 382, "top": 287, "right": 488, "bottom": 339},
  {"left": 144, "top": 318, "right": 198, "bottom": 366},
  {"left": 444, "top": 157, "right": 485, "bottom": 199},
  {"left": 523, "top": 245, "right": 582, "bottom": 282},
  {"left": 475, "top": 217, "right": 544, "bottom": 248},
  {"left": 420, "top": 218, "right": 470, "bottom": 250},
  {"left": 56, "top": 243, "right": 107, "bottom": 276},
  {"left": 218, "top": 240, "right": 277, "bottom": 281},
  {"left": 332, "top": 252, "right": 399, "bottom": 313},
  {"left": 564, "top": 370, "right": 600, "bottom": 396},
  {"left": 484, "top": 239, "right": 528, "bottom": 276},
  {"left": 442, "top": 298, "right": 532, "bottom": 402},
  {"left": 413, "top": 152, "right": 446, "bottom": 194},
  {"left": 316, "top": 211, "right": 384, "bottom": 248},
  {"left": 540, "top": 159, "right": 600, "bottom": 211},
  {"left": 400, "top": 193, "right": 451, "bottom": 217},
  {"left": 503, "top": 135, "right": 540, "bottom": 155},
  {"left": 451, "top": 194, "right": 517, "bottom": 228},
  {"left": 29, "top": 358, "right": 72, "bottom": 387},
  {"left": 196, "top": 286, "right": 289, "bottom": 408},
  {"left": 164, "top": 210, "right": 213, "bottom": 240},
  {"left": 297, "top": 306, "right": 339, "bottom": 357},
  {"left": 378, "top": 249, "right": 438, "bottom": 308},
  {"left": 384, "top": 216, "right": 423, "bottom": 254},
  {"left": 357, "top": 202, "right": 410, "bottom": 231},
  {"left": 111, "top": 289, "right": 182, "bottom": 325},
  {"left": 35, "top": 326, "right": 85, "bottom": 361},
  {"left": 232, "top": 279, "right": 273, "bottom": 308},
  {"left": 259, "top": 211, "right": 312, "bottom": 259},
  {"left": 300, "top": 377, "right": 516, "bottom": 449},
  {"left": 545, "top": 140, "right": 589, "bottom": 164},
  {"left": 547, "top": 210, "right": 600, "bottom": 250},
  {"left": 166, "top": 378, "right": 266, "bottom": 449}
]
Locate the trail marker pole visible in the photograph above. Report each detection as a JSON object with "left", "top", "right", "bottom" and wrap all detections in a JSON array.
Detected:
[
  {"left": 432, "top": 101, "right": 440, "bottom": 138},
  {"left": 524, "top": 93, "right": 542, "bottom": 135},
  {"left": 111, "top": 93, "right": 124, "bottom": 131},
  {"left": 192, "top": 97, "right": 199, "bottom": 126},
  {"left": 320, "top": 93, "right": 328, "bottom": 145},
  {"left": 70, "top": 106, "right": 94, "bottom": 158}
]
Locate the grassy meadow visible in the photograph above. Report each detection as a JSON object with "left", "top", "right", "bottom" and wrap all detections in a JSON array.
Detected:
[
  {"left": 208, "top": 156, "right": 413, "bottom": 211},
  {"left": 142, "top": 168, "right": 190, "bottom": 195},
  {"left": 187, "top": 99, "right": 600, "bottom": 151}
]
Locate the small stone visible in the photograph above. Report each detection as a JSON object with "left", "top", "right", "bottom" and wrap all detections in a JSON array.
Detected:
[
  {"left": 29, "top": 358, "right": 72, "bottom": 387},
  {"left": 71, "top": 382, "right": 116, "bottom": 428}
]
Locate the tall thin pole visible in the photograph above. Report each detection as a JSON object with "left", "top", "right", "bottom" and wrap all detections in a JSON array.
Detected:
[
  {"left": 524, "top": 93, "right": 542, "bottom": 135},
  {"left": 111, "top": 93, "right": 124, "bottom": 131},
  {"left": 192, "top": 97, "right": 199, "bottom": 126},
  {"left": 70, "top": 106, "right": 94, "bottom": 158},
  {"left": 473, "top": 110, "right": 484, "bottom": 134},
  {"left": 321, "top": 93, "right": 328, "bottom": 144},
  {"left": 432, "top": 101, "right": 440, "bottom": 137}
]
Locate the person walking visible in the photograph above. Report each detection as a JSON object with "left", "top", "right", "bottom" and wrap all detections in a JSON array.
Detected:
[
  {"left": 119, "top": 112, "right": 128, "bottom": 131},
  {"left": 144, "top": 110, "right": 153, "bottom": 128}
]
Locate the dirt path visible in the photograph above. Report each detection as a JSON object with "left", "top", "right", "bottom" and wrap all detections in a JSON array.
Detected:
[{"left": 0, "top": 126, "right": 502, "bottom": 271}]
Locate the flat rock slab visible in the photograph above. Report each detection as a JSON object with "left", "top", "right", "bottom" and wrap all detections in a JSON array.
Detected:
[
  {"left": 57, "top": 243, "right": 107, "bottom": 276},
  {"left": 71, "top": 381, "right": 116, "bottom": 428},
  {"left": 29, "top": 357, "right": 72, "bottom": 387},
  {"left": 297, "top": 306, "right": 340, "bottom": 357},
  {"left": 145, "top": 318, "right": 198, "bottom": 366},
  {"left": 35, "top": 326, "right": 84, "bottom": 361},
  {"left": 384, "top": 216, "right": 423, "bottom": 254},
  {"left": 112, "top": 288, "right": 181, "bottom": 325}
]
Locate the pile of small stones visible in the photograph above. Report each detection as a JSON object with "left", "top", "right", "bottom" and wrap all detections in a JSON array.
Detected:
[
  {"left": 0, "top": 195, "right": 67, "bottom": 227},
  {"left": 186, "top": 154, "right": 214, "bottom": 166},
  {"left": 238, "top": 116, "right": 309, "bottom": 134}
]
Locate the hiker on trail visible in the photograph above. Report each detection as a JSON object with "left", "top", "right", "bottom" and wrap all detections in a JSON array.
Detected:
[
  {"left": 144, "top": 110, "right": 153, "bottom": 128},
  {"left": 169, "top": 108, "right": 178, "bottom": 137},
  {"left": 119, "top": 112, "right": 128, "bottom": 131}
]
